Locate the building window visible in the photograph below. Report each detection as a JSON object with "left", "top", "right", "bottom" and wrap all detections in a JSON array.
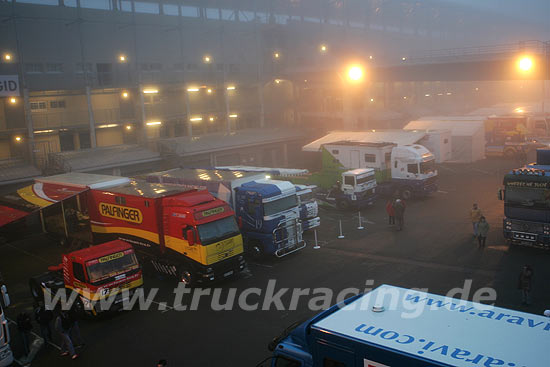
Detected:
[
  {"left": 50, "top": 100, "right": 66, "bottom": 109},
  {"left": 443, "top": 138, "right": 449, "bottom": 144},
  {"left": 96, "top": 63, "right": 113, "bottom": 86},
  {"left": 46, "top": 63, "right": 63, "bottom": 73},
  {"left": 76, "top": 62, "right": 93, "bottom": 74},
  {"left": 141, "top": 63, "right": 162, "bottom": 72},
  {"left": 229, "top": 64, "right": 240, "bottom": 73},
  {"left": 25, "top": 63, "right": 43, "bottom": 73},
  {"left": 385, "top": 152, "right": 392, "bottom": 163},
  {"left": 186, "top": 63, "right": 198, "bottom": 71},
  {"left": 30, "top": 101, "right": 47, "bottom": 111},
  {"left": 216, "top": 63, "right": 224, "bottom": 72},
  {"left": 174, "top": 63, "right": 185, "bottom": 71},
  {"left": 364, "top": 154, "right": 376, "bottom": 163},
  {"left": 332, "top": 149, "right": 339, "bottom": 154}
]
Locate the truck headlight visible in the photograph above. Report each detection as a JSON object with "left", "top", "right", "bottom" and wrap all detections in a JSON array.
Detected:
[
  {"left": 206, "top": 267, "right": 213, "bottom": 273},
  {"left": 238, "top": 255, "right": 244, "bottom": 261}
]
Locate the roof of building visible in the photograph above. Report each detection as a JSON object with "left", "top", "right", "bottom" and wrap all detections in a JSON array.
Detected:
[
  {"left": 157, "top": 128, "right": 304, "bottom": 157},
  {"left": 49, "top": 145, "right": 161, "bottom": 173},
  {"left": 302, "top": 130, "right": 427, "bottom": 152},
  {"left": 0, "top": 160, "right": 42, "bottom": 186}
]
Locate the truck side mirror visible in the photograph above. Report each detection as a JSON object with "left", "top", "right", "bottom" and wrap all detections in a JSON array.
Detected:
[
  {"left": 187, "top": 229, "right": 196, "bottom": 246},
  {"left": 1, "top": 285, "right": 10, "bottom": 308},
  {"left": 497, "top": 189, "right": 503, "bottom": 201}
]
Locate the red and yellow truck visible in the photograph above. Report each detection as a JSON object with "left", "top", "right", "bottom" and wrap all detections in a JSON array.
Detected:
[
  {"left": 30, "top": 240, "right": 143, "bottom": 316},
  {"left": 1, "top": 173, "right": 246, "bottom": 285}
]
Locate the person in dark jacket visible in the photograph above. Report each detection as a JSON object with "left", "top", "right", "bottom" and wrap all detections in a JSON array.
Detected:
[
  {"left": 477, "top": 216, "right": 490, "bottom": 248},
  {"left": 55, "top": 311, "right": 79, "bottom": 359},
  {"left": 385, "top": 200, "right": 395, "bottom": 225},
  {"left": 518, "top": 265, "right": 533, "bottom": 305},
  {"left": 34, "top": 304, "right": 54, "bottom": 344},
  {"left": 16, "top": 311, "right": 33, "bottom": 356},
  {"left": 393, "top": 199, "right": 406, "bottom": 231}
]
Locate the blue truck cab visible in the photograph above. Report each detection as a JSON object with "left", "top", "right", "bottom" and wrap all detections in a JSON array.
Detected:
[
  {"left": 269, "top": 285, "right": 549, "bottom": 367},
  {"left": 294, "top": 185, "right": 321, "bottom": 231}
]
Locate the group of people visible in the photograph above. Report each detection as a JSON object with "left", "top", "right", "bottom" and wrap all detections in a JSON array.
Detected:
[
  {"left": 469, "top": 203, "right": 490, "bottom": 248},
  {"left": 385, "top": 198, "right": 407, "bottom": 231},
  {"left": 17, "top": 303, "right": 84, "bottom": 361}
]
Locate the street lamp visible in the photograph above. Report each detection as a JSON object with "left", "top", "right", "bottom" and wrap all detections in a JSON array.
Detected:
[
  {"left": 347, "top": 65, "right": 364, "bottom": 83},
  {"left": 119, "top": 54, "right": 127, "bottom": 63},
  {"left": 121, "top": 91, "right": 129, "bottom": 99},
  {"left": 273, "top": 52, "right": 280, "bottom": 60},
  {"left": 9, "top": 97, "right": 16, "bottom": 104},
  {"left": 320, "top": 44, "right": 328, "bottom": 53},
  {"left": 518, "top": 56, "right": 534, "bottom": 72},
  {"left": 3, "top": 53, "right": 12, "bottom": 62},
  {"left": 203, "top": 55, "right": 212, "bottom": 64}
]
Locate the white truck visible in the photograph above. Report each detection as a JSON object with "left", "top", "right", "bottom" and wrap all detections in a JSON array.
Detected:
[
  {"left": 323, "top": 141, "right": 438, "bottom": 199},
  {"left": 0, "top": 283, "right": 12, "bottom": 367},
  {"left": 267, "top": 284, "right": 550, "bottom": 367}
]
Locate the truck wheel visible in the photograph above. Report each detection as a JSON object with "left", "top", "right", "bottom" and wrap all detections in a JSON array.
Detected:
[
  {"left": 336, "top": 200, "right": 350, "bottom": 211},
  {"left": 29, "top": 280, "right": 44, "bottom": 304},
  {"left": 401, "top": 188, "right": 412, "bottom": 200},
  {"left": 178, "top": 267, "right": 195, "bottom": 287}
]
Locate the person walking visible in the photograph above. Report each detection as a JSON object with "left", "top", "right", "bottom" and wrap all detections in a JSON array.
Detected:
[
  {"left": 55, "top": 311, "right": 79, "bottom": 360},
  {"left": 393, "top": 199, "right": 406, "bottom": 231},
  {"left": 16, "top": 312, "right": 33, "bottom": 356},
  {"left": 34, "top": 304, "right": 54, "bottom": 344},
  {"left": 518, "top": 265, "right": 533, "bottom": 306},
  {"left": 477, "top": 216, "right": 490, "bottom": 248},
  {"left": 470, "top": 203, "right": 482, "bottom": 238},
  {"left": 385, "top": 199, "right": 395, "bottom": 225}
]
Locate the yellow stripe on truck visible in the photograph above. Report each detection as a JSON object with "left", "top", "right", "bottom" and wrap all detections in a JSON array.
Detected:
[
  {"left": 17, "top": 184, "right": 53, "bottom": 208},
  {"left": 66, "top": 277, "right": 144, "bottom": 302},
  {"left": 91, "top": 224, "right": 160, "bottom": 244}
]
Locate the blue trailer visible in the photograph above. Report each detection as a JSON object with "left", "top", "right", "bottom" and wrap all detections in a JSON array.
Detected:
[{"left": 268, "top": 285, "right": 549, "bottom": 367}]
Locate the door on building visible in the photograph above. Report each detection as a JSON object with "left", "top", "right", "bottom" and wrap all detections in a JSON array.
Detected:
[
  {"left": 59, "top": 131, "right": 75, "bottom": 151},
  {"left": 34, "top": 140, "right": 52, "bottom": 169},
  {"left": 350, "top": 150, "right": 360, "bottom": 168}
]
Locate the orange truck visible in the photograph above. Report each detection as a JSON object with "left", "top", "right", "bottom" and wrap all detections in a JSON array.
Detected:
[{"left": 29, "top": 240, "right": 143, "bottom": 316}]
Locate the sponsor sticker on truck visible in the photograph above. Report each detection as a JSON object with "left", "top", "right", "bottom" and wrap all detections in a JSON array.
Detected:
[{"left": 99, "top": 202, "right": 142, "bottom": 224}]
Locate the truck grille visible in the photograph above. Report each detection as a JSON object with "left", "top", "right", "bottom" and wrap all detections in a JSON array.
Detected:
[
  {"left": 425, "top": 176, "right": 438, "bottom": 186},
  {"left": 511, "top": 221, "right": 544, "bottom": 233}
]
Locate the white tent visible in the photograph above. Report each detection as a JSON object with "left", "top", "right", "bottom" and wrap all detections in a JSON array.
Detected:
[
  {"left": 404, "top": 119, "right": 485, "bottom": 163},
  {"left": 302, "top": 130, "right": 427, "bottom": 152}
]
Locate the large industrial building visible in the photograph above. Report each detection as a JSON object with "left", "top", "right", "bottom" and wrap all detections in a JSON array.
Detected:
[{"left": 0, "top": 0, "right": 548, "bottom": 183}]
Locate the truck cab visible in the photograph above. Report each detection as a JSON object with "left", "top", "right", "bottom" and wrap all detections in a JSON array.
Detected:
[
  {"left": 294, "top": 185, "right": 320, "bottom": 231},
  {"left": 235, "top": 179, "right": 304, "bottom": 257},
  {"left": 499, "top": 149, "right": 550, "bottom": 249},
  {"left": 0, "top": 284, "right": 13, "bottom": 367},
  {"left": 390, "top": 145, "right": 438, "bottom": 199},
  {"left": 326, "top": 168, "right": 377, "bottom": 210},
  {"left": 30, "top": 240, "right": 143, "bottom": 315}
]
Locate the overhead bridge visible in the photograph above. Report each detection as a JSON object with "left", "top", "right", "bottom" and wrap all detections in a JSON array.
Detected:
[{"left": 374, "top": 40, "right": 550, "bottom": 82}]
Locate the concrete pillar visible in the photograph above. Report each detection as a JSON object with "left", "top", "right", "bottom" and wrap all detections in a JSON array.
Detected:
[
  {"left": 139, "top": 84, "right": 147, "bottom": 142},
  {"left": 210, "top": 153, "right": 217, "bottom": 166},
  {"left": 282, "top": 143, "right": 288, "bottom": 167},
  {"left": 258, "top": 84, "right": 265, "bottom": 128},
  {"left": 85, "top": 86, "right": 96, "bottom": 148},
  {"left": 23, "top": 89, "right": 35, "bottom": 164},
  {"left": 224, "top": 89, "right": 231, "bottom": 133},
  {"left": 185, "top": 92, "right": 192, "bottom": 137}
]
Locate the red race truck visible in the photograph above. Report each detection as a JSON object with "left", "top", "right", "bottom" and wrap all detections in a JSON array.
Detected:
[{"left": 29, "top": 240, "right": 143, "bottom": 316}]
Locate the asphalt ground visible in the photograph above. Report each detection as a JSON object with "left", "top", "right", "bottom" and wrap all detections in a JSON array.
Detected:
[{"left": 1, "top": 155, "right": 549, "bottom": 367}]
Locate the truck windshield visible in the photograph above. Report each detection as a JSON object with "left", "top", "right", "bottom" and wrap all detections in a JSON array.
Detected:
[
  {"left": 87, "top": 251, "right": 139, "bottom": 284},
  {"left": 197, "top": 216, "right": 240, "bottom": 245},
  {"left": 505, "top": 186, "right": 550, "bottom": 208},
  {"left": 420, "top": 159, "right": 436, "bottom": 174},
  {"left": 264, "top": 195, "right": 298, "bottom": 217},
  {"left": 357, "top": 175, "right": 375, "bottom": 185},
  {"left": 298, "top": 191, "right": 314, "bottom": 203}
]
